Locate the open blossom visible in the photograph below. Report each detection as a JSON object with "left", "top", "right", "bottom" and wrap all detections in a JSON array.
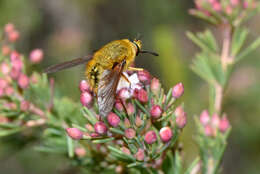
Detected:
[{"left": 29, "top": 49, "right": 44, "bottom": 63}]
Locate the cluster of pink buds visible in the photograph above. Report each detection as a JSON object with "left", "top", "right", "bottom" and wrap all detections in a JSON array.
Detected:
[
  {"left": 67, "top": 69, "right": 187, "bottom": 169},
  {"left": 190, "top": 0, "right": 259, "bottom": 26},
  {"left": 199, "top": 110, "right": 230, "bottom": 137},
  {"left": 0, "top": 23, "right": 46, "bottom": 127}
]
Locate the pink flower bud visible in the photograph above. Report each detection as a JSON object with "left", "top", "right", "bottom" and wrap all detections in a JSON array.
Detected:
[
  {"left": 125, "top": 128, "right": 136, "bottom": 139},
  {"left": 151, "top": 78, "right": 160, "bottom": 95},
  {"left": 159, "top": 127, "right": 173, "bottom": 143},
  {"left": 20, "top": 100, "right": 30, "bottom": 111},
  {"left": 150, "top": 105, "right": 163, "bottom": 119},
  {"left": 212, "top": 2, "right": 222, "bottom": 11},
  {"left": 1, "top": 62, "right": 10, "bottom": 75},
  {"left": 243, "top": 1, "right": 249, "bottom": 8},
  {"left": 107, "top": 112, "right": 120, "bottom": 127},
  {"left": 79, "top": 80, "right": 90, "bottom": 92},
  {"left": 80, "top": 91, "right": 92, "bottom": 107},
  {"left": 94, "top": 121, "right": 108, "bottom": 135},
  {"left": 174, "top": 106, "right": 185, "bottom": 117},
  {"left": 230, "top": 0, "right": 240, "bottom": 6},
  {"left": 75, "top": 147, "right": 86, "bottom": 157},
  {"left": 4, "top": 86, "right": 14, "bottom": 95},
  {"left": 18, "top": 74, "right": 29, "bottom": 89},
  {"left": 8, "top": 30, "right": 20, "bottom": 42},
  {"left": 211, "top": 113, "right": 220, "bottom": 128},
  {"left": 11, "top": 56, "right": 23, "bottom": 71},
  {"left": 10, "top": 68, "right": 20, "bottom": 80},
  {"left": 124, "top": 118, "right": 131, "bottom": 128},
  {"left": 66, "top": 128, "right": 83, "bottom": 140},
  {"left": 90, "top": 132, "right": 100, "bottom": 138},
  {"left": 29, "top": 49, "right": 44, "bottom": 63},
  {"left": 115, "top": 100, "right": 124, "bottom": 111},
  {"left": 200, "top": 110, "right": 210, "bottom": 126},
  {"left": 4, "top": 23, "right": 15, "bottom": 33},
  {"left": 219, "top": 116, "right": 230, "bottom": 133},
  {"left": 225, "top": 6, "right": 233, "bottom": 14},
  {"left": 121, "top": 147, "right": 131, "bottom": 155},
  {"left": 117, "top": 88, "right": 131, "bottom": 100},
  {"left": 176, "top": 113, "right": 187, "bottom": 129},
  {"left": 137, "top": 88, "right": 148, "bottom": 103},
  {"left": 85, "top": 124, "right": 94, "bottom": 132},
  {"left": 10, "top": 51, "right": 20, "bottom": 61},
  {"left": 135, "top": 115, "right": 143, "bottom": 127},
  {"left": 135, "top": 148, "right": 145, "bottom": 161},
  {"left": 1, "top": 45, "right": 11, "bottom": 56},
  {"left": 137, "top": 70, "right": 151, "bottom": 84},
  {"left": 172, "top": 83, "right": 184, "bottom": 98},
  {"left": 144, "top": 130, "right": 157, "bottom": 144},
  {"left": 126, "top": 103, "right": 135, "bottom": 115},
  {"left": 204, "top": 125, "right": 214, "bottom": 137},
  {"left": 0, "top": 78, "right": 8, "bottom": 89}
]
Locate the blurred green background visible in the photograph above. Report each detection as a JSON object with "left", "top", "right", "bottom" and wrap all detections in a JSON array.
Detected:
[{"left": 0, "top": 0, "right": 260, "bottom": 174}]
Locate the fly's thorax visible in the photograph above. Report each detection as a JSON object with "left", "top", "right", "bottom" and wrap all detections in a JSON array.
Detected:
[
  {"left": 93, "top": 39, "right": 138, "bottom": 70},
  {"left": 86, "top": 59, "right": 103, "bottom": 93}
]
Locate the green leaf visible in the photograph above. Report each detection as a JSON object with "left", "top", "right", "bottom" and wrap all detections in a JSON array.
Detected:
[
  {"left": 189, "top": 9, "right": 219, "bottom": 25},
  {"left": 92, "top": 137, "right": 114, "bottom": 144},
  {"left": 66, "top": 135, "right": 74, "bottom": 158},
  {"left": 231, "top": 28, "right": 249, "bottom": 56},
  {"left": 108, "top": 146, "right": 136, "bottom": 162},
  {"left": 236, "top": 37, "right": 260, "bottom": 62},
  {"left": 184, "top": 157, "right": 200, "bottom": 174},
  {"left": 0, "top": 127, "right": 24, "bottom": 137},
  {"left": 162, "top": 151, "right": 174, "bottom": 174}
]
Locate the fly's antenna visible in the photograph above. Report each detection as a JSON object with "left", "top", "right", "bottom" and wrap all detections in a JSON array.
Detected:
[{"left": 139, "top": 50, "right": 159, "bottom": 56}]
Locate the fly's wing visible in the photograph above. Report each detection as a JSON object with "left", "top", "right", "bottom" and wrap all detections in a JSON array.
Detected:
[
  {"left": 44, "top": 55, "right": 92, "bottom": 74},
  {"left": 98, "top": 60, "right": 126, "bottom": 117}
]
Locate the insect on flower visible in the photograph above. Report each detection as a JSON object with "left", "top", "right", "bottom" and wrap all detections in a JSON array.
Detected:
[{"left": 44, "top": 39, "right": 159, "bottom": 117}]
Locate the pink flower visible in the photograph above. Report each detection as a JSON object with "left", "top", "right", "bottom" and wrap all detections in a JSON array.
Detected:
[
  {"left": 219, "top": 116, "right": 230, "bottom": 133},
  {"left": 75, "top": 147, "right": 86, "bottom": 157},
  {"left": 94, "top": 121, "right": 108, "bottom": 135},
  {"left": 10, "top": 68, "right": 20, "bottom": 80},
  {"left": 172, "top": 83, "right": 184, "bottom": 98},
  {"left": 4, "top": 23, "right": 15, "bottom": 33},
  {"left": 204, "top": 125, "right": 214, "bottom": 137},
  {"left": 150, "top": 78, "right": 160, "bottom": 95},
  {"left": 212, "top": 2, "right": 222, "bottom": 12},
  {"left": 117, "top": 88, "right": 131, "bottom": 100},
  {"left": 114, "top": 100, "right": 124, "bottom": 111},
  {"left": 230, "top": 0, "right": 240, "bottom": 6},
  {"left": 125, "top": 128, "right": 136, "bottom": 139},
  {"left": 18, "top": 74, "right": 29, "bottom": 89},
  {"left": 211, "top": 113, "right": 220, "bottom": 128},
  {"left": 66, "top": 128, "right": 83, "bottom": 140},
  {"left": 107, "top": 112, "right": 120, "bottom": 127},
  {"left": 126, "top": 103, "right": 135, "bottom": 115},
  {"left": 150, "top": 105, "right": 163, "bottom": 119},
  {"left": 121, "top": 147, "right": 131, "bottom": 155},
  {"left": 137, "top": 70, "right": 151, "bottom": 84},
  {"left": 144, "top": 130, "right": 157, "bottom": 144},
  {"left": 29, "top": 49, "right": 44, "bottom": 63},
  {"left": 0, "top": 78, "right": 8, "bottom": 89},
  {"left": 135, "top": 115, "right": 143, "bottom": 127},
  {"left": 1, "top": 62, "right": 10, "bottom": 75},
  {"left": 1, "top": 45, "right": 11, "bottom": 56},
  {"left": 79, "top": 80, "right": 90, "bottom": 92},
  {"left": 159, "top": 127, "right": 173, "bottom": 142},
  {"left": 176, "top": 111, "right": 187, "bottom": 129},
  {"left": 200, "top": 110, "right": 210, "bottom": 126},
  {"left": 8, "top": 30, "right": 20, "bottom": 42},
  {"left": 135, "top": 148, "right": 145, "bottom": 161},
  {"left": 80, "top": 91, "right": 92, "bottom": 107},
  {"left": 137, "top": 88, "right": 148, "bottom": 103},
  {"left": 4, "top": 86, "right": 14, "bottom": 95}
]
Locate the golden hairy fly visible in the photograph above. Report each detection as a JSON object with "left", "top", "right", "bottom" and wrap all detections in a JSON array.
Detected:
[{"left": 44, "top": 39, "right": 158, "bottom": 117}]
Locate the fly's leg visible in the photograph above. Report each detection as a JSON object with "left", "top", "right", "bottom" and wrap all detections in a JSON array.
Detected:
[{"left": 121, "top": 72, "right": 132, "bottom": 89}]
